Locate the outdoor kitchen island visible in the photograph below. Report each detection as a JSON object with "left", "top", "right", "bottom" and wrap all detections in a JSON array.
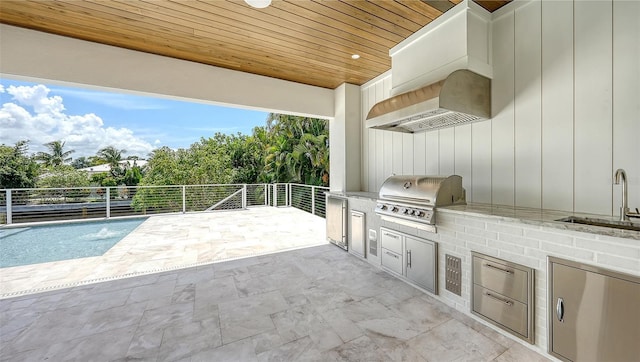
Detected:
[{"left": 328, "top": 192, "right": 640, "bottom": 360}]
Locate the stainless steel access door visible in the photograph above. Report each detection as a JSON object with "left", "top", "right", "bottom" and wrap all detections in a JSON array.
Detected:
[
  {"left": 326, "top": 196, "right": 347, "bottom": 250},
  {"left": 350, "top": 210, "right": 365, "bottom": 257},
  {"left": 549, "top": 258, "right": 640, "bottom": 362}
]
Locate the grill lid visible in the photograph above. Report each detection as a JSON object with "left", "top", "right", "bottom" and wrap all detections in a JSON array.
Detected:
[{"left": 378, "top": 175, "right": 466, "bottom": 207}]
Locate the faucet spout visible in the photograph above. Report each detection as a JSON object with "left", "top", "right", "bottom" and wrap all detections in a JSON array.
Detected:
[{"left": 614, "top": 168, "right": 628, "bottom": 222}]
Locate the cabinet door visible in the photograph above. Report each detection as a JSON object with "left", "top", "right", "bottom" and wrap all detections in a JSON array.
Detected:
[
  {"left": 550, "top": 263, "right": 640, "bottom": 362},
  {"left": 405, "top": 236, "right": 437, "bottom": 294},
  {"left": 350, "top": 211, "right": 365, "bottom": 257}
]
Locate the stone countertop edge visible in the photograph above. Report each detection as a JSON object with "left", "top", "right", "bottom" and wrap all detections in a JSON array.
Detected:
[
  {"left": 326, "top": 191, "right": 378, "bottom": 200},
  {"left": 439, "top": 203, "right": 640, "bottom": 241}
]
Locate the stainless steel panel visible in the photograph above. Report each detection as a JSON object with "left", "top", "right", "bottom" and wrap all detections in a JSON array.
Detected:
[
  {"left": 405, "top": 236, "right": 437, "bottom": 294},
  {"left": 471, "top": 252, "right": 534, "bottom": 344},
  {"left": 472, "top": 254, "right": 529, "bottom": 303},
  {"left": 350, "top": 210, "right": 365, "bottom": 258},
  {"left": 326, "top": 196, "right": 347, "bottom": 250},
  {"left": 549, "top": 258, "right": 640, "bottom": 362},
  {"left": 377, "top": 175, "right": 465, "bottom": 207},
  {"left": 380, "top": 228, "right": 403, "bottom": 254},
  {"left": 381, "top": 249, "right": 403, "bottom": 275},
  {"left": 445, "top": 254, "right": 462, "bottom": 296},
  {"left": 473, "top": 284, "right": 528, "bottom": 337}
]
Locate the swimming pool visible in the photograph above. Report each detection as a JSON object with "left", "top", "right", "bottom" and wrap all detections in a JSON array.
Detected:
[{"left": 0, "top": 218, "right": 147, "bottom": 268}]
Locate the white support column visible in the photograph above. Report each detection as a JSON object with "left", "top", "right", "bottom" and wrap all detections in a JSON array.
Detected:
[{"left": 330, "top": 83, "right": 362, "bottom": 192}]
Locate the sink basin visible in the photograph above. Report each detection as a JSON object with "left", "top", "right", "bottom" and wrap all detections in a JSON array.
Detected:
[{"left": 557, "top": 216, "right": 640, "bottom": 232}]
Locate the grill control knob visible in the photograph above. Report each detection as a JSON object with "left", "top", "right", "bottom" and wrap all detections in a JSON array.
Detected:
[
  {"left": 416, "top": 211, "right": 425, "bottom": 217},
  {"left": 402, "top": 208, "right": 409, "bottom": 215},
  {"left": 391, "top": 207, "right": 399, "bottom": 212},
  {"left": 377, "top": 204, "right": 386, "bottom": 210}
]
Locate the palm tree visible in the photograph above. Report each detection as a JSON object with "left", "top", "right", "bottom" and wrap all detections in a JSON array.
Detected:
[
  {"left": 96, "top": 146, "right": 126, "bottom": 168},
  {"left": 34, "top": 140, "right": 75, "bottom": 167}
]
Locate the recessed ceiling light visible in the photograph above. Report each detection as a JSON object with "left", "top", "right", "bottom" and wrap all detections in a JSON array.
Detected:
[
  {"left": 245, "top": 0, "right": 271, "bottom": 8},
  {"left": 351, "top": 54, "right": 360, "bottom": 60}
]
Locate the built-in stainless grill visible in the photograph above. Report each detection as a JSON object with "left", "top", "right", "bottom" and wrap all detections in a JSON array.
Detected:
[{"left": 375, "top": 175, "right": 466, "bottom": 232}]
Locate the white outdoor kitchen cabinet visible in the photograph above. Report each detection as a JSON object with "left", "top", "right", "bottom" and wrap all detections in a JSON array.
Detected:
[{"left": 380, "top": 227, "right": 437, "bottom": 294}]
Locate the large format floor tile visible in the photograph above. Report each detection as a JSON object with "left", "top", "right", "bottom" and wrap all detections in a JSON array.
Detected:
[
  {"left": 0, "top": 244, "right": 551, "bottom": 361},
  {"left": 1, "top": 207, "right": 326, "bottom": 296}
]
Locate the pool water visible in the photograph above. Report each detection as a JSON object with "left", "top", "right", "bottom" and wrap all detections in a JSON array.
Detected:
[{"left": 0, "top": 218, "right": 147, "bottom": 268}]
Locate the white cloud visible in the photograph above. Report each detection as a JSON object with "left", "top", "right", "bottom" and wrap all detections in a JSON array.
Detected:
[{"left": 0, "top": 84, "right": 155, "bottom": 158}]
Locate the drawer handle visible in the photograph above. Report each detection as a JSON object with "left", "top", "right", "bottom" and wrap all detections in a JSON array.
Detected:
[
  {"left": 556, "top": 297, "right": 564, "bottom": 322},
  {"left": 483, "top": 263, "right": 514, "bottom": 275},
  {"left": 384, "top": 233, "right": 399, "bottom": 239},
  {"left": 407, "top": 250, "right": 412, "bottom": 268},
  {"left": 385, "top": 251, "right": 399, "bottom": 259},
  {"left": 484, "top": 292, "right": 514, "bottom": 306}
]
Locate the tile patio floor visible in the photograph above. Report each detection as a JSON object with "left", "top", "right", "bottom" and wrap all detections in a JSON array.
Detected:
[
  {"left": 0, "top": 208, "right": 551, "bottom": 361},
  {"left": 1, "top": 207, "right": 326, "bottom": 297}
]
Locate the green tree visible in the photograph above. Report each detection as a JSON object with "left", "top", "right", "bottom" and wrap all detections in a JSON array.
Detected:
[
  {"left": 261, "top": 114, "right": 329, "bottom": 186},
  {"left": 71, "top": 156, "right": 91, "bottom": 169},
  {"left": 34, "top": 140, "right": 75, "bottom": 167},
  {"left": 37, "top": 165, "right": 91, "bottom": 188},
  {"left": 96, "top": 146, "right": 125, "bottom": 167},
  {"left": 96, "top": 146, "right": 126, "bottom": 178},
  {"left": 0, "top": 140, "right": 40, "bottom": 188}
]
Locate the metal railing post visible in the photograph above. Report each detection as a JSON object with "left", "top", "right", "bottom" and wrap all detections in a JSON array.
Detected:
[
  {"left": 182, "top": 185, "right": 186, "bottom": 213},
  {"left": 242, "top": 184, "right": 247, "bottom": 209},
  {"left": 106, "top": 187, "right": 111, "bottom": 219},
  {"left": 6, "top": 189, "right": 12, "bottom": 224},
  {"left": 264, "top": 184, "right": 268, "bottom": 206},
  {"left": 311, "top": 186, "right": 316, "bottom": 215},
  {"left": 274, "top": 184, "right": 278, "bottom": 207}
]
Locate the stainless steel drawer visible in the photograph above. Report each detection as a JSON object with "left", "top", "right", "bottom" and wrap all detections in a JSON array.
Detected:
[
  {"left": 380, "top": 229, "right": 402, "bottom": 254},
  {"left": 473, "top": 284, "right": 528, "bottom": 338},
  {"left": 473, "top": 254, "right": 529, "bottom": 303},
  {"left": 381, "top": 249, "right": 403, "bottom": 275}
]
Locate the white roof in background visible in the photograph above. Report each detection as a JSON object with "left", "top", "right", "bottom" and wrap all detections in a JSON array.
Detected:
[{"left": 80, "top": 160, "right": 147, "bottom": 173}]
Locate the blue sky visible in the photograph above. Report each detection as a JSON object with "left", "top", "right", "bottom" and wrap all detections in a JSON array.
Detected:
[{"left": 0, "top": 78, "right": 269, "bottom": 158}]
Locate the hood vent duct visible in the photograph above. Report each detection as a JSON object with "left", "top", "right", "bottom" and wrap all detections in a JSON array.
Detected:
[{"left": 366, "top": 69, "right": 491, "bottom": 133}]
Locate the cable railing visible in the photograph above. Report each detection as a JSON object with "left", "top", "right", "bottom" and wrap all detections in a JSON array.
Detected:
[{"left": 0, "top": 183, "right": 329, "bottom": 225}]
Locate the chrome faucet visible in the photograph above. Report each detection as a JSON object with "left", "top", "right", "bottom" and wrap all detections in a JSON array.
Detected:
[{"left": 614, "top": 169, "right": 628, "bottom": 221}]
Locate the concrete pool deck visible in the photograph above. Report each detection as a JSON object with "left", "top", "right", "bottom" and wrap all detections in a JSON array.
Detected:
[{"left": 0, "top": 207, "right": 327, "bottom": 297}]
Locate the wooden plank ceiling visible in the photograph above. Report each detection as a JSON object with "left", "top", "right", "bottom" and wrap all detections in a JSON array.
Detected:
[{"left": 0, "top": 0, "right": 510, "bottom": 89}]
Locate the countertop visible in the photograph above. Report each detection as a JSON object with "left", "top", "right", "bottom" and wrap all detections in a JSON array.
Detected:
[
  {"left": 326, "top": 191, "right": 378, "bottom": 200},
  {"left": 440, "top": 203, "right": 640, "bottom": 240},
  {"left": 327, "top": 192, "right": 639, "bottom": 240}
]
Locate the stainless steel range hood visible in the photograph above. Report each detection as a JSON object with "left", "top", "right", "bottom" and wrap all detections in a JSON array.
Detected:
[{"left": 366, "top": 69, "right": 491, "bottom": 133}]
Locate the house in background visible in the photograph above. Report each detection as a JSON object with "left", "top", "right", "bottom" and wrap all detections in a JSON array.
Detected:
[{"left": 80, "top": 160, "right": 148, "bottom": 178}]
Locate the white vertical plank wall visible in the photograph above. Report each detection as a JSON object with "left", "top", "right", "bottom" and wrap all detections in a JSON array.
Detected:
[
  {"left": 490, "top": 12, "right": 516, "bottom": 207},
  {"left": 359, "top": 0, "right": 638, "bottom": 217},
  {"left": 541, "top": 0, "right": 574, "bottom": 212},
  {"left": 612, "top": 0, "right": 640, "bottom": 214},
  {"left": 574, "top": 0, "right": 613, "bottom": 215},
  {"left": 439, "top": 128, "right": 455, "bottom": 176},
  {"left": 425, "top": 131, "right": 439, "bottom": 175},
  {"left": 471, "top": 121, "right": 492, "bottom": 204},
  {"left": 514, "top": 1, "right": 542, "bottom": 208},
  {"left": 454, "top": 124, "right": 473, "bottom": 201},
  {"left": 413, "top": 132, "right": 427, "bottom": 175},
  {"left": 402, "top": 133, "right": 414, "bottom": 174}
]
